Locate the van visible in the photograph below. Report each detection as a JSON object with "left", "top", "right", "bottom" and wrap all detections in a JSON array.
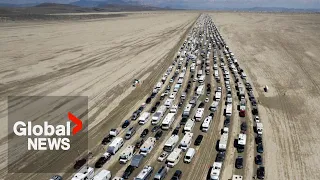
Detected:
[
  {"left": 184, "top": 148, "right": 195, "bottom": 163},
  {"left": 93, "top": 170, "right": 112, "bottom": 180},
  {"left": 125, "top": 127, "right": 136, "bottom": 140},
  {"left": 153, "top": 166, "right": 168, "bottom": 180}
]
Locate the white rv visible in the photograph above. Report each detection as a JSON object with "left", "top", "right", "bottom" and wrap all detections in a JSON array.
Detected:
[
  {"left": 93, "top": 170, "right": 112, "bottom": 180},
  {"left": 72, "top": 166, "right": 94, "bottom": 180},
  {"left": 183, "top": 104, "right": 192, "bottom": 117},
  {"left": 219, "top": 133, "right": 228, "bottom": 151},
  {"left": 179, "top": 132, "right": 193, "bottom": 151},
  {"left": 184, "top": 148, "right": 196, "bottom": 163},
  {"left": 140, "top": 137, "right": 156, "bottom": 156},
  {"left": 196, "top": 85, "right": 205, "bottom": 95},
  {"left": 119, "top": 145, "right": 135, "bottom": 164},
  {"left": 152, "top": 105, "right": 167, "bottom": 125},
  {"left": 256, "top": 123, "right": 263, "bottom": 135},
  {"left": 225, "top": 104, "right": 232, "bottom": 117},
  {"left": 184, "top": 118, "right": 195, "bottom": 132},
  {"left": 201, "top": 116, "right": 213, "bottom": 132},
  {"left": 163, "top": 135, "right": 179, "bottom": 152},
  {"left": 210, "top": 162, "right": 222, "bottom": 180},
  {"left": 107, "top": 137, "right": 124, "bottom": 155},
  {"left": 139, "top": 112, "right": 150, "bottom": 125},
  {"left": 164, "top": 98, "right": 174, "bottom": 108},
  {"left": 161, "top": 113, "right": 176, "bottom": 130},
  {"left": 209, "top": 101, "right": 219, "bottom": 112},
  {"left": 134, "top": 166, "right": 153, "bottom": 180},
  {"left": 166, "top": 148, "right": 182, "bottom": 168},
  {"left": 195, "top": 108, "right": 205, "bottom": 121}
]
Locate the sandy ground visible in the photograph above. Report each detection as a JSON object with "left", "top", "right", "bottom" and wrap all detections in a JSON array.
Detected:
[
  {"left": 0, "top": 11, "right": 198, "bottom": 179},
  {"left": 212, "top": 12, "right": 320, "bottom": 180}
]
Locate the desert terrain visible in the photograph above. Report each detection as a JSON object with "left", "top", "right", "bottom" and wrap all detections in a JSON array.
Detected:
[
  {"left": 0, "top": 10, "right": 319, "bottom": 180},
  {"left": 212, "top": 12, "right": 320, "bottom": 180}
]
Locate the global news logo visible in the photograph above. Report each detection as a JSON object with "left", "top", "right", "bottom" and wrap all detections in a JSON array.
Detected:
[{"left": 12, "top": 112, "right": 82, "bottom": 151}]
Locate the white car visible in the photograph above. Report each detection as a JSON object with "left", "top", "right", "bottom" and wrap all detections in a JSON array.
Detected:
[
  {"left": 217, "top": 86, "right": 222, "bottom": 92},
  {"left": 157, "top": 152, "right": 169, "bottom": 162},
  {"left": 170, "top": 79, "right": 174, "bottom": 83},
  {"left": 193, "top": 78, "right": 198, "bottom": 82},
  {"left": 205, "top": 98, "right": 209, "bottom": 103},
  {"left": 254, "top": 116, "right": 260, "bottom": 123}
]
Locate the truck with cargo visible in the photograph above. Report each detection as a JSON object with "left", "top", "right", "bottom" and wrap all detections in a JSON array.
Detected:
[
  {"left": 179, "top": 132, "right": 193, "bottom": 151},
  {"left": 219, "top": 133, "right": 229, "bottom": 151},
  {"left": 195, "top": 108, "right": 205, "bottom": 121},
  {"left": 201, "top": 116, "right": 213, "bottom": 132},
  {"left": 139, "top": 112, "right": 150, "bottom": 125},
  {"left": 140, "top": 137, "right": 156, "bottom": 156},
  {"left": 72, "top": 166, "right": 94, "bottom": 180},
  {"left": 152, "top": 105, "right": 167, "bottom": 125},
  {"left": 163, "top": 135, "right": 179, "bottom": 152},
  {"left": 107, "top": 137, "right": 124, "bottom": 155},
  {"left": 182, "top": 118, "right": 194, "bottom": 132},
  {"left": 183, "top": 104, "right": 192, "bottom": 117},
  {"left": 161, "top": 113, "right": 176, "bottom": 130},
  {"left": 93, "top": 170, "right": 112, "bottom": 180},
  {"left": 166, "top": 148, "right": 182, "bottom": 168},
  {"left": 119, "top": 145, "right": 135, "bottom": 164}
]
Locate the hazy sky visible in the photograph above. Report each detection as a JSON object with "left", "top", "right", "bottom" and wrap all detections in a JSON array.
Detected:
[{"left": 1, "top": 0, "right": 320, "bottom": 9}]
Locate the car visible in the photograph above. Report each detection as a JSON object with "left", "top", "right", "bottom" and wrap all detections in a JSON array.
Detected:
[
  {"left": 207, "top": 83, "right": 211, "bottom": 88},
  {"left": 215, "top": 152, "right": 225, "bottom": 162},
  {"left": 131, "top": 112, "right": 140, "bottom": 120},
  {"left": 155, "top": 101, "right": 161, "bottom": 107},
  {"left": 172, "top": 127, "right": 179, "bottom": 135},
  {"left": 198, "top": 102, "right": 205, "bottom": 108},
  {"left": 95, "top": 153, "right": 111, "bottom": 168},
  {"left": 235, "top": 156, "right": 243, "bottom": 169},
  {"left": 171, "top": 170, "right": 182, "bottom": 180},
  {"left": 166, "top": 85, "right": 171, "bottom": 91},
  {"left": 135, "top": 138, "right": 144, "bottom": 149},
  {"left": 224, "top": 117, "right": 230, "bottom": 127},
  {"left": 122, "top": 165, "right": 135, "bottom": 179},
  {"left": 170, "top": 79, "right": 174, "bottom": 83},
  {"left": 255, "top": 155, "right": 263, "bottom": 165},
  {"left": 194, "top": 135, "right": 203, "bottom": 146},
  {"left": 151, "top": 125, "right": 160, "bottom": 132},
  {"left": 50, "top": 175, "right": 62, "bottom": 180},
  {"left": 187, "top": 84, "right": 191, "bottom": 89},
  {"left": 155, "top": 130, "right": 163, "bottom": 140},
  {"left": 205, "top": 98, "right": 209, "bottom": 103},
  {"left": 125, "top": 127, "right": 136, "bottom": 140},
  {"left": 254, "top": 116, "right": 260, "bottom": 123},
  {"left": 73, "top": 158, "right": 86, "bottom": 169},
  {"left": 138, "top": 106, "right": 144, "bottom": 113},
  {"left": 141, "top": 103, "right": 147, "bottom": 108},
  {"left": 160, "top": 94, "right": 166, "bottom": 100},
  {"left": 180, "top": 117, "right": 188, "bottom": 125},
  {"left": 191, "top": 74, "right": 194, "bottom": 78},
  {"left": 122, "top": 120, "right": 130, "bottom": 128},
  {"left": 241, "top": 122, "right": 247, "bottom": 131},
  {"left": 140, "top": 129, "right": 149, "bottom": 138},
  {"left": 255, "top": 135, "right": 263, "bottom": 144},
  {"left": 257, "top": 143, "right": 264, "bottom": 153},
  {"left": 151, "top": 92, "right": 157, "bottom": 98},
  {"left": 178, "top": 101, "right": 183, "bottom": 108},
  {"left": 146, "top": 97, "right": 152, "bottom": 104},
  {"left": 217, "top": 86, "right": 222, "bottom": 92},
  {"left": 257, "top": 166, "right": 265, "bottom": 179},
  {"left": 151, "top": 106, "right": 157, "bottom": 113},
  {"left": 101, "top": 135, "right": 113, "bottom": 145},
  {"left": 157, "top": 151, "right": 169, "bottom": 162}
]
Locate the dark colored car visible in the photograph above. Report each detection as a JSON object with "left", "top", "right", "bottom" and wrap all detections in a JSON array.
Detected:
[
  {"left": 151, "top": 92, "right": 157, "bottom": 98},
  {"left": 101, "top": 135, "right": 113, "bottom": 145},
  {"left": 146, "top": 97, "right": 152, "bottom": 104},
  {"left": 138, "top": 106, "right": 144, "bottom": 113},
  {"left": 194, "top": 135, "right": 203, "bottom": 146},
  {"left": 151, "top": 125, "right": 160, "bottom": 132},
  {"left": 140, "top": 129, "right": 149, "bottom": 138},
  {"left": 172, "top": 127, "right": 179, "bottom": 135},
  {"left": 178, "top": 101, "right": 183, "bottom": 108},
  {"left": 73, "top": 158, "right": 86, "bottom": 169},
  {"left": 171, "top": 170, "right": 182, "bottom": 180},
  {"left": 257, "top": 143, "right": 264, "bottom": 153},
  {"left": 135, "top": 138, "right": 144, "bottom": 149},
  {"left": 50, "top": 175, "right": 63, "bottom": 180},
  {"left": 257, "top": 166, "right": 265, "bottom": 179},
  {"left": 151, "top": 106, "right": 157, "bottom": 113},
  {"left": 95, "top": 154, "right": 111, "bottom": 168},
  {"left": 122, "top": 165, "right": 135, "bottom": 179},
  {"left": 224, "top": 118, "right": 230, "bottom": 127},
  {"left": 209, "top": 112, "right": 214, "bottom": 117},
  {"left": 241, "top": 122, "right": 247, "bottom": 131},
  {"left": 191, "top": 74, "right": 194, "bottom": 78},
  {"left": 256, "top": 135, "right": 263, "bottom": 144},
  {"left": 187, "top": 84, "right": 191, "bottom": 89},
  {"left": 198, "top": 102, "right": 205, "bottom": 108},
  {"left": 180, "top": 117, "right": 188, "bottom": 125},
  {"left": 122, "top": 120, "right": 130, "bottom": 128},
  {"left": 155, "top": 101, "right": 161, "bottom": 107},
  {"left": 235, "top": 156, "right": 243, "bottom": 169},
  {"left": 255, "top": 155, "right": 263, "bottom": 165},
  {"left": 155, "top": 130, "right": 163, "bottom": 140},
  {"left": 215, "top": 152, "right": 225, "bottom": 162}
]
